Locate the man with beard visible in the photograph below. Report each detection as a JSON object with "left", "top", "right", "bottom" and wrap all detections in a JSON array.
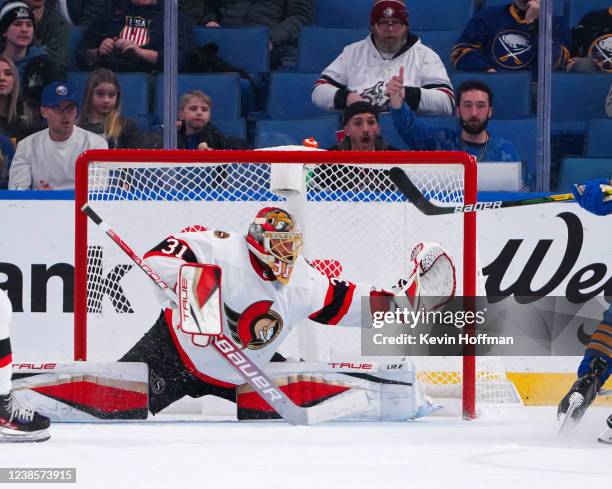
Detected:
[
  {"left": 311, "top": 0, "right": 453, "bottom": 116},
  {"left": 328, "top": 101, "right": 397, "bottom": 151},
  {"left": 387, "top": 70, "right": 519, "bottom": 162}
]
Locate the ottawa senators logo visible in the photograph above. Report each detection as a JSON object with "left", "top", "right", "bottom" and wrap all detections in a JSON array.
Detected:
[{"left": 225, "top": 301, "right": 283, "bottom": 350}]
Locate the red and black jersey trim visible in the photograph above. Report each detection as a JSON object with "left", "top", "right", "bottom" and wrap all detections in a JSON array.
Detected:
[
  {"left": 309, "top": 280, "right": 356, "bottom": 325},
  {"left": 144, "top": 236, "right": 198, "bottom": 263},
  {"left": 0, "top": 338, "right": 12, "bottom": 368},
  {"left": 422, "top": 83, "right": 455, "bottom": 107}
]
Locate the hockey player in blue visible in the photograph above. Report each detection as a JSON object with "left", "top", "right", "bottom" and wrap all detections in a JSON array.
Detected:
[
  {"left": 387, "top": 70, "right": 520, "bottom": 163},
  {"left": 556, "top": 179, "right": 612, "bottom": 444},
  {"left": 450, "top": 0, "right": 570, "bottom": 73}
]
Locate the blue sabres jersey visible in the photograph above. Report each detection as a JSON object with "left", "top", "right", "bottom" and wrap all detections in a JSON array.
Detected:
[{"left": 451, "top": 4, "right": 570, "bottom": 73}]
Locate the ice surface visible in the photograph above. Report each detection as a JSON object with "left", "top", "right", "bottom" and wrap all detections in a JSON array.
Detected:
[{"left": 1, "top": 407, "right": 610, "bottom": 489}]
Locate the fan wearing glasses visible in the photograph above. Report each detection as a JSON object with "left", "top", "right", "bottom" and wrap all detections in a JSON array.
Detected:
[
  {"left": 312, "top": 0, "right": 454, "bottom": 117},
  {"left": 8, "top": 81, "right": 107, "bottom": 190}
]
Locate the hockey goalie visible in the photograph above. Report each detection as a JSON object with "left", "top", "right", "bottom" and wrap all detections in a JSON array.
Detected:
[{"left": 119, "top": 206, "right": 456, "bottom": 422}]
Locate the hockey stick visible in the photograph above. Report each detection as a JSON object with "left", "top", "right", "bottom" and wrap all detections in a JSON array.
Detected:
[
  {"left": 81, "top": 203, "right": 368, "bottom": 426},
  {"left": 389, "top": 167, "right": 612, "bottom": 215}
]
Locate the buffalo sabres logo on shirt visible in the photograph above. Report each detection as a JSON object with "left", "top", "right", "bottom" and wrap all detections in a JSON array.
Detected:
[
  {"left": 493, "top": 30, "right": 535, "bottom": 69},
  {"left": 225, "top": 301, "right": 283, "bottom": 350},
  {"left": 589, "top": 34, "right": 612, "bottom": 72},
  {"left": 361, "top": 80, "right": 387, "bottom": 109}
]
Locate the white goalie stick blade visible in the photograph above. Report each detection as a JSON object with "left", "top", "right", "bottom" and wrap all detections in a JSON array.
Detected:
[
  {"left": 178, "top": 263, "right": 223, "bottom": 346},
  {"left": 557, "top": 392, "right": 584, "bottom": 436}
]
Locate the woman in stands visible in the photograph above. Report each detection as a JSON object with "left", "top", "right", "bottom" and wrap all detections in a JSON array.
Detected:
[
  {"left": 0, "top": 54, "right": 41, "bottom": 140},
  {"left": 78, "top": 68, "right": 142, "bottom": 149}
]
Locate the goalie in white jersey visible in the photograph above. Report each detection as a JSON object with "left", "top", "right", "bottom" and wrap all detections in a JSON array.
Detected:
[{"left": 120, "top": 207, "right": 453, "bottom": 418}]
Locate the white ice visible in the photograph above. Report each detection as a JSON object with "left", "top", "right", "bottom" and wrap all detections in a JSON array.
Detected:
[{"left": 1, "top": 406, "right": 610, "bottom": 489}]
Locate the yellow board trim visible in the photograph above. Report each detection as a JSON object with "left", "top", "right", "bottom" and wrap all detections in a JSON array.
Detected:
[{"left": 506, "top": 372, "right": 612, "bottom": 406}]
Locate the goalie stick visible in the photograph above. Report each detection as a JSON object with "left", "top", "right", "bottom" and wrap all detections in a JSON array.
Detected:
[
  {"left": 81, "top": 203, "right": 369, "bottom": 426},
  {"left": 389, "top": 167, "right": 612, "bottom": 215}
]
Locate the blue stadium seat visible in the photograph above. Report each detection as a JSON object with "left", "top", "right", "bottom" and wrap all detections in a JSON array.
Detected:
[
  {"left": 586, "top": 119, "right": 612, "bottom": 157},
  {"left": 409, "top": 0, "right": 474, "bottom": 31},
  {"left": 68, "top": 26, "right": 85, "bottom": 70},
  {"left": 67, "top": 71, "right": 151, "bottom": 119},
  {"left": 297, "top": 27, "right": 369, "bottom": 73},
  {"left": 155, "top": 73, "right": 241, "bottom": 122},
  {"left": 551, "top": 73, "right": 612, "bottom": 121},
  {"left": 485, "top": 0, "right": 565, "bottom": 17},
  {"left": 213, "top": 119, "right": 247, "bottom": 140},
  {"left": 415, "top": 30, "right": 461, "bottom": 72},
  {"left": 314, "top": 0, "right": 370, "bottom": 28},
  {"left": 558, "top": 157, "right": 612, "bottom": 191},
  {"left": 267, "top": 72, "right": 334, "bottom": 119},
  {"left": 488, "top": 118, "right": 537, "bottom": 187},
  {"left": 254, "top": 117, "right": 340, "bottom": 149},
  {"left": 192, "top": 27, "right": 269, "bottom": 74},
  {"left": 378, "top": 113, "right": 457, "bottom": 150},
  {"left": 569, "top": 0, "right": 610, "bottom": 27},
  {"left": 450, "top": 72, "right": 532, "bottom": 119}
]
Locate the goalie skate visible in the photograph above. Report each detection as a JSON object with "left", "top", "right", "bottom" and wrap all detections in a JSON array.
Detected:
[{"left": 0, "top": 393, "right": 50, "bottom": 443}]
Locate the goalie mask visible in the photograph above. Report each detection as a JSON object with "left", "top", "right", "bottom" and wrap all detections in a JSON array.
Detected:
[{"left": 246, "top": 207, "right": 303, "bottom": 284}]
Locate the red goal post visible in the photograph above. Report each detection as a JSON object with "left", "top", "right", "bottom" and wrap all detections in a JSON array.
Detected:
[{"left": 74, "top": 149, "right": 484, "bottom": 418}]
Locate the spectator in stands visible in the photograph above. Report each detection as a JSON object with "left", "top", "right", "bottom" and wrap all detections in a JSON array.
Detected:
[
  {"left": 0, "top": 134, "right": 15, "bottom": 188},
  {"left": 311, "top": 0, "right": 454, "bottom": 116},
  {"left": 181, "top": 0, "right": 314, "bottom": 69},
  {"left": 388, "top": 70, "right": 519, "bottom": 162},
  {"left": 76, "top": 0, "right": 195, "bottom": 73},
  {"left": 48, "top": 0, "right": 109, "bottom": 27},
  {"left": 177, "top": 90, "right": 249, "bottom": 150},
  {"left": 0, "top": 54, "right": 41, "bottom": 140},
  {"left": 0, "top": 1, "right": 62, "bottom": 104},
  {"left": 607, "top": 84, "right": 612, "bottom": 118},
  {"left": 77, "top": 68, "right": 142, "bottom": 149},
  {"left": 329, "top": 101, "right": 397, "bottom": 151},
  {"left": 451, "top": 0, "right": 570, "bottom": 73},
  {"left": 567, "top": 6, "right": 612, "bottom": 73},
  {"left": 23, "top": 0, "right": 69, "bottom": 75},
  {"left": 8, "top": 81, "right": 107, "bottom": 189}
]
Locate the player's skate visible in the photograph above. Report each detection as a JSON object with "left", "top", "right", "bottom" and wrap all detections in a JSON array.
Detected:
[
  {"left": 557, "top": 357, "right": 608, "bottom": 433},
  {"left": 598, "top": 414, "right": 612, "bottom": 444},
  {"left": 0, "top": 392, "right": 50, "bottom": 443}
]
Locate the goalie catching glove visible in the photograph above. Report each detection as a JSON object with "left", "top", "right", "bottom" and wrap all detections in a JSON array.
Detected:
[{"left": 392, "top": 242, "right": 457, "bottom": 312}]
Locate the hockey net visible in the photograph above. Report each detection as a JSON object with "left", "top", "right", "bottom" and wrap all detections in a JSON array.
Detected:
[{"left": 74, "top": 149, "right": 521, "bottom": 418}]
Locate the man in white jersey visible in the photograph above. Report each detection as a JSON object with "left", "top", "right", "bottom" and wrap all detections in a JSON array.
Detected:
[
  {"left": 0, "top": 290, "right": 50, "bottom": 442},
  {"left": 311, "top": 0, "right": 454, "bottom": 116},
  {"left": 120, "top": 207, "right": 453, "bottom": 416}
]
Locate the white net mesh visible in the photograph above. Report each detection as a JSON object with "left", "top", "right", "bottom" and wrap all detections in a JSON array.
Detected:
[{"left": 77, "top": 151, "right": 520, "bottom": 413}]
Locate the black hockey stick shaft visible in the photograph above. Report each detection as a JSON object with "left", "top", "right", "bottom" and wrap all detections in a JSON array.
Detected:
[
  {"left": 81, "top": 203, "right": 366, "bottom": 425},
  {"left": 389, "top": 167, "right": 611, "bottom": 215}
]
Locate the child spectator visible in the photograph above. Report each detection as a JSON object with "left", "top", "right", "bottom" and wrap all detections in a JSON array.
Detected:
[
  {"left": 0, "top": 1, "right": 61, "bottom": 104},
  {"left": 8, "top": 81, "right": 107, "bottom": 190},
  {"left": 451, "top": 0, "right": 570, "bottom": 73},
  {"left": 177, "top": 90, "right": 249, "bottom": 150},
  {"left": 77, "top": 68, "right": 142, "bottom": 149},
  {"left": 76, "top": 0, "right": 195, "bottom": 73},
  {"left": 329, "top": 102, "right": 397, "bottom": 151},
  {"left": 23, "top": 0, "right": 70, "bottom": 75},
  {"left": 181, "top": 0, "right": 314, "bottom": 69},
  {"left": 0, "top": 54, "right": 41, "bottom": 140},
  {"left": 567, "top": 6, "right": 612, "bottom": 73},
  {"left": 0, "top": 134, "right": 15, "bottom": 188},
  {"left": 311, "top": 0, "right": 454, "bottom": 116}
]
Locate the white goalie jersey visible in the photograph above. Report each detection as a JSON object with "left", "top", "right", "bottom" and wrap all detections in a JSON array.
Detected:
[{"left": 143, "top": 226, "right": 377, "bottom": 386}]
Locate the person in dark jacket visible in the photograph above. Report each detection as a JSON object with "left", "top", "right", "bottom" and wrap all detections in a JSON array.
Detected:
[
  {"left": 76, "top": 0, "right": 195, "bottom": 73},
  {"left": 181, "top": 0, "right": 314, "bottom": 69},
  {"left": 177, "top": 90, "right": 249, "bottom": 150},
  {"left": 48, "top": 0, "right": 109, "bottom": 27},
  {"left": 23, "top": 0, "right": 69, "bottom": 74},
  {"left": 328, "top": 101, "right": 397, "bottom": 151},
  {"left": 77, "top": 68, "right": 142, "bottom": 149}
]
